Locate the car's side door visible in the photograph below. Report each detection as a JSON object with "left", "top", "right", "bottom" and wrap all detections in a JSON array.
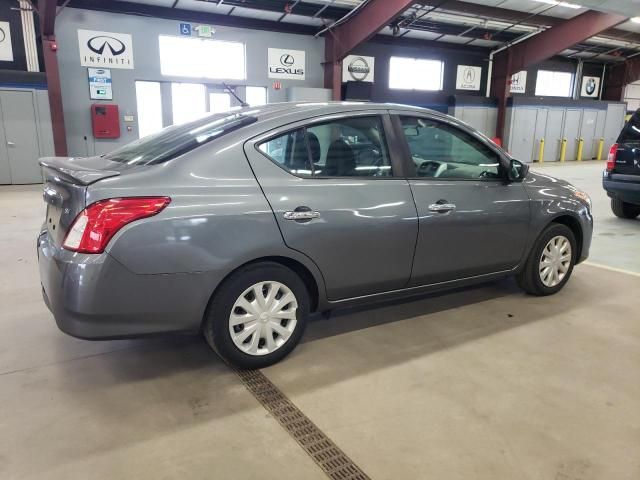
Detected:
[
  {"left": 391, "top": 112, "right": 531, "bottom": 287},
  {"left": 244, "top": 112, "right": 419, "bottom": 301}
]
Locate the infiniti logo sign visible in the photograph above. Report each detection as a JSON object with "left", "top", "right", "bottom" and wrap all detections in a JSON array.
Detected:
[
  {"left": 78, "top": 29, "right": 134, "bottom": 69},
  {"left": 87, "top": 36, "right": 126, "bottom": 56}
]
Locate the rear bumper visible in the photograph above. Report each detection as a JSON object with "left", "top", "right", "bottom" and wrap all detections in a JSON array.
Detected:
[
  {"left": 603, "top": 173, "right": 640, "bottom": 205},
  {"left": 37, "top": 232, "right": 214, "bottom": 339}
]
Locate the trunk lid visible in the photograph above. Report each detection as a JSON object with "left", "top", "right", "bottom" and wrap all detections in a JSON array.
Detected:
[
  {"left": 40, "top": 156, "right": 122, "bottom": 247},
  {"left": 614, "top": 110, "right": 640, "bottom": 175}
]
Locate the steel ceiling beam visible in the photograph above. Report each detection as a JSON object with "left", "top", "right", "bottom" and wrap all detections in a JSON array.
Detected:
[
  {"left": 490, "top": 10, "right": 627, "bottom": 141},
  {"left": 323, "top": 0, "right": 418, "bottom": 99},
  {"left": 422, "top": 1, "right": 640, "bottom": 45}
]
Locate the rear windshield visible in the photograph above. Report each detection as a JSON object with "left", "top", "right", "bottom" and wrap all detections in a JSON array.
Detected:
[
  {"left": 104, "top": 112, "right": 257, "bottom": 165},
  {"left": 618, "top": 109, "right": 640, "bottom": 143}
]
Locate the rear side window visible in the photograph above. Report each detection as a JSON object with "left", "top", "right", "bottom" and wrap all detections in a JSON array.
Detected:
[
  {"left": 258, "top": 116, "right": 393, "bottom": 177},
  {"left": 618, "top": 109, "right": 640, "bottom": 143},
  {"left": 104, "top": 112, "right": 257, "bottom": 165}
]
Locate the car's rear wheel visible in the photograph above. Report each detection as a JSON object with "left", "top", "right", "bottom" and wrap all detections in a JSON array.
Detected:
[
  {"left": 203, "top": 262, "right": 309, "bottom": 369},
  {"left": 517, "top": 223, "right": 577, "bottom": 296},
  {"left": 611, "top": 198, "right": 640, "bottom": 219}
]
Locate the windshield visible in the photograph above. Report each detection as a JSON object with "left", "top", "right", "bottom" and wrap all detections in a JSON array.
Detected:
[
  {"left": 619, "top": 109, "right": 640, "bottom": 144},
  {"left": 104, "top": 113, "right": 257, "bottom": 165}
]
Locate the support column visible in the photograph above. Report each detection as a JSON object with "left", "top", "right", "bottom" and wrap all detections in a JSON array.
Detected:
[
  {"left": 490, "top": 49, "right": 512, "bottom": 141},
  {"left": 323, "top": 35, "right": 341, "bottom": 101},
  {"left": 42, "top": 37, "right": 68, "bottom": 156}
]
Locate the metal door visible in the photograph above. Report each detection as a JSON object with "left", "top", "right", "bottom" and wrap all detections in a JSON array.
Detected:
[
  {"left": 0, "top": 100, "right": 10, "bottom": 184},
  {"left": 580, "top": 109, "right": 598, "bottom": 159},
  {"left": 510, "top": 108, "right": 538, "bottom": 162},
  {"left": 563, "top": 109, "right": 582, "bottom": 161},
  {"left": 0, "top": 90, "right": 42, "bottom": 184},
  {"left": 544, "top": 109, "right": 565, "bottom": 162}
]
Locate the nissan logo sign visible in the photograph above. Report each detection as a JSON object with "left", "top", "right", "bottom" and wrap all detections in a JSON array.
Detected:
[
  {"left": 347, "top": 57, "right": 370, "bottom": 81},
  {"left": 280, "top": 54, "right": 295, "bottom": 67},
  {"left": 0, "top": 27, "right": 6, "bottom": 43},
  {"left": 87, "top": 36, "right": 126, "bottom": 56}
]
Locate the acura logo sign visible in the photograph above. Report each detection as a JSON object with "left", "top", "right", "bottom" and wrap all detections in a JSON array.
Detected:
[{"left": 87, "top": 36, "right": 126, "bottom": 56}]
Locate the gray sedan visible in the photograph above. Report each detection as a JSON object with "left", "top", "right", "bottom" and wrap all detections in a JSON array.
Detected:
[{"left": 37, "top": 102, "right": 593, "bottom": 368}]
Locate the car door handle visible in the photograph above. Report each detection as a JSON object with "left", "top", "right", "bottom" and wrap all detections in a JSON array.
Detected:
[
  {"left": 283, "top": 210, "right": 321, "bottom": 221},
  {"left": 7, "top": 141, "right": 15, "bottom": 147},
  {"left": 428, "top": 203, "right": 456, "bottom": 213}
]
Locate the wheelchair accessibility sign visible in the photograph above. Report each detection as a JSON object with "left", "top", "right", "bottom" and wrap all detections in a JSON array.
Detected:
[{"left": 180, "top": 23, "right": 191, "bottom": 36}]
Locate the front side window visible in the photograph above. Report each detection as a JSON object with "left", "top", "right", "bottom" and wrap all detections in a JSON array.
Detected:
[
  {"left": 259, "top": 116, "right": 392, "bottom": 178},
  {"left": 400, "top": 116, "right": 501, "bottom": 180}
]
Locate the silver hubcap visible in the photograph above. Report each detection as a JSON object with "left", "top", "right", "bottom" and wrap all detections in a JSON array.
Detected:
[
  {"left": 229, "top": 281, "right": 298, "bottom": 356},
  {"left": 539, "top": 235, "right": 572, "bottom": 288}
]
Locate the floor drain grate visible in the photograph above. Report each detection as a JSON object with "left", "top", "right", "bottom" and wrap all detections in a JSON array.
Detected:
[{"left": 236, "top": 369, "right": 371, "bottom": 480}]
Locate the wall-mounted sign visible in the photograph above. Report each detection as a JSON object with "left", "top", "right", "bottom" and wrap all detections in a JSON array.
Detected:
[
  {"left": 0, "top": 21, "right": 14, "bottom": 62},
  {"left": 268, "top": 48, "right": 305, "bottom": 80},
  {"left": 510, "top": 71, "right": 527, "bottom": 93},
  {"left": 78, "top": 29, "right": 134, "bottom": 69},
  {"left": 179, "top": 23, "right": 191, "bottom": 36},
  {"left": 342, "top": 55, "right": 375, "bottom": 83},
  {"left": 195, "top": 25, "right": 214, "bottom": 38},
  {"left": 581, "top": 76, "right": 600, "bottom": 98},
  {"left": 88, "top": 67, "right": 113, "bottom": 100},
  {"left": 456, "top": 65, "right": 481, "bottom": 91}
]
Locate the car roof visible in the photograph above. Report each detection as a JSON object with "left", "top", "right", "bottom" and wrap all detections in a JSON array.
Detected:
[{"left": 238, "top": 101, "right": 449, "bottom": 123}]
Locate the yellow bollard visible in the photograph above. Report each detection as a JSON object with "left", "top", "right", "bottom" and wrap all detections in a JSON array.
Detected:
[
  {"left": 597, "top": 138, "right": 604, "bottom": 161},
  {"left": 577, "top": 138, "right": 584, "bottom": 162},
  {"left": 559, "top": 138, "right": 567, "bottom": 162},
  {"left": 538, "top": 138, "right": 545, "bottom": 164}
]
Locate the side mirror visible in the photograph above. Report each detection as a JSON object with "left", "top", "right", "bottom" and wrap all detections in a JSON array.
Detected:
[{"left": 507, "top": 159, "right": 529, "bottom": 182}]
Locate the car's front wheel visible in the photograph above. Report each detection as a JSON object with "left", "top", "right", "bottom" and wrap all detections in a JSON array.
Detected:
[
  {"left": 611, "top": 198, "right": 640, "bottom": 219},
  {"left": 517, "top": 223, "right": 577, "bottom": 296},
  {"left": 203, "top": 262, "right": 309, "bottom": 369}
]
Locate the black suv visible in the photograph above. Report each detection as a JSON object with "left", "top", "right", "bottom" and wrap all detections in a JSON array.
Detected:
[{"left": 603, "top": 109, "right": 640, "bottom": 219}]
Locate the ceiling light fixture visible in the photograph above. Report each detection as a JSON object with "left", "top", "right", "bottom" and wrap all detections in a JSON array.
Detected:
[
  {"left": 631, "top": 17, "right": 640, "bottom": 24},
  {"left": 531, "top": 0, "right": 583, "bottom": 9}
]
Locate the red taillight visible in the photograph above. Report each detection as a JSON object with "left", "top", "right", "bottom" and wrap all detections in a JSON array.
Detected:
[
  {"left": 606, "top": 143, "right": 618, "bottom": 172},
  {"left": 63, "top": 197, "right": 171, "bottom": 254}
]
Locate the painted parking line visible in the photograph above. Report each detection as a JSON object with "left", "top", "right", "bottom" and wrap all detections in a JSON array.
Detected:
[
  {"left": 583, "top": 261, "right": 640, "bottom": 278},
  {"left": 236, "top": 369, "right": 370, "bottom": 480}
]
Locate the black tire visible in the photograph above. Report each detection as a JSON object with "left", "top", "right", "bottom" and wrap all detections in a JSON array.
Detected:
[
  {"left": 611, "top": 198, "right": 640, "bottom": 219},
  {"left": 203, "top": 262, "right": 309, "bottom": 369},
  {"left": 517, "top": 223, "right": 577, "bottom": 296}
]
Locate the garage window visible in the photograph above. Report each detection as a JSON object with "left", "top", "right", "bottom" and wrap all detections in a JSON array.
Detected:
[
  {"left": 159, "top": 35, "right": 245, "bottom": 80},
  {"left": 389, "top": 57, "right": 444, "bottom": 91},
  {"left": 535, "top": 70, "right": 574, "bottom": 97}
]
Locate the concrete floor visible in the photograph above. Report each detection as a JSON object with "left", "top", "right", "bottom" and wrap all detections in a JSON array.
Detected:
[{"left": 1, "top": 160, "right": 639, "bottom": 479}]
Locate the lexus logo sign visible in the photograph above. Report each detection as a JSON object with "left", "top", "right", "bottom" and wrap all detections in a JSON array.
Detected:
[
  {"left": 87, "top": 36, "right": 126, "bottom": 56},
  {"left": 78, "top": 29, "right": 134, "bottom": 69},
  {"left": 269, "top": 48, "right": 305, "bottom": 80},
  {"left": 280, "top": 54, "right": 295, "bottom": 67}
]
